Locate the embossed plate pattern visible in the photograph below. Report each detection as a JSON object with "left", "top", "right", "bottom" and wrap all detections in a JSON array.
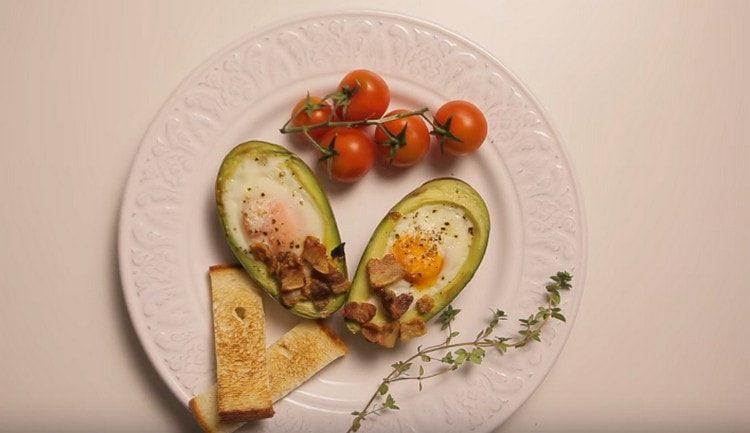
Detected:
[{"left": 118, "top": 10, "right": 586, "bottom": 433}]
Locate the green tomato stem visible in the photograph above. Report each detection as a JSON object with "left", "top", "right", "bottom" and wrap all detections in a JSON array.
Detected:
[{"left": 280, "top": 107, "right": 429, "bottom": 134}]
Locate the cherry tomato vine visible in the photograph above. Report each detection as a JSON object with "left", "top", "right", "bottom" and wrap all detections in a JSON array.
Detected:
[{"left": 278, "top": 69, "right": 487, "bottom": 182}]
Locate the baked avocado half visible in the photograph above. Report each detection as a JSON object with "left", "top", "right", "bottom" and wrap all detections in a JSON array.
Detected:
[
  {"left": 344, "top": 178, "right": 490, "bottom": 345},
  {"left": 216, "top": 141, "right": 348, "bottom": 319}
]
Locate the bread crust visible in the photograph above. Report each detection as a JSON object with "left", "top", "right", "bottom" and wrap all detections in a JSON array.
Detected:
[
  {"left": 189, "top": 397, "right": 214, "bottom": 433},
  {"left": 219, "top": 408, "right": 275, "bottom": 423},
  {"left": 208, "top": 263, "right": 240, "bottom": 271},
  {"left": 315, "top": 320, "right": 349, "bottom": 354}
]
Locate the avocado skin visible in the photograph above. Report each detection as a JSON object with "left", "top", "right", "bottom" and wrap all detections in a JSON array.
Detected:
[
  {"left": 345, "top": 178, "right": 490, "bottom": 334},
  {"left": 215, "top": 141, "right": 347, "bottom": 319}
]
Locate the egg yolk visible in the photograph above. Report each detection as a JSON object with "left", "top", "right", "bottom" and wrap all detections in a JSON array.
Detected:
[{"left": 392, "top": 235, "right": 443, "bottom": 289}]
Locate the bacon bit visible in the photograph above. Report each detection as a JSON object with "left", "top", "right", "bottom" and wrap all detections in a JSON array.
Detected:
[
  {"left": 330, "top": 277, "right": 351, "bottom": 295},
  {"left": 277, "top": 252, "right": 306, "bottom": 292},
  {"left": 312, "top": 297, "right": 330, "bottom": 310},
  {"left": 342, "top": 302, "right": 376, "bottom": 324},
  {"left": 323, "top": 269, "right": 349, "bottom": 294},
  {"left": 381, "top": 289, "right": 413, "bottom": 320},
  {"left": 400, "top": 318, "right": 427, "bottom": 341},
  {"left": 367, "top": 254, "right": 406, "bottom": 288},
  {"left": 250, "top": 243, "right": 277, "bottom": 273},
  {"left": 390, "top": 293, "right": 414, "bottom": 320},
  {"left": 302, "top": 277, "right": 331, "bottom": 310},
  {"left": 361, "top": 322, "right": 400, "bottom": 348},
  {"left": 302, "top": 237, "right": 349, "bottom": 295},
  {"left": 301, "top": 236, "right": 331, "bottom": 274},
  {"left": 415, "top": 295, "right": 435, "bottom": 314},
  {"left": 360, "top": 323, "right": 380, "bottom": 344},
  {"left": 302, "top": 278, "right": 331, "bottom": 310},
  {"left": 280, "top": 289, "right": 304, "bottom": 308},
  {"left": 307, "top": 278, "right": 331, "bottom": 301}
]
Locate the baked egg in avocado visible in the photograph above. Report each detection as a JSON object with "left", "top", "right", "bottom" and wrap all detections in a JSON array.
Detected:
[
  {"left": 216, "top": 141, "right": 349, "bottom": 319},
  {"left": 343, "top": 178, "right": 490, "bottom": 347}
]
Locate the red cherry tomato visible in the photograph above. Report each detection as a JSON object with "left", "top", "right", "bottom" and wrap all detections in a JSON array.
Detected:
[
  {"left": 336, "top": 70, "right": 390, "bottom": 121},
  {"left": 433, "top": 100, "right": 487, "bottom": 155},
  {"left": 290, "top": 95, "right": 332, "bottom": 139},
  {"left": 373, "top": 110, "right": 430, "bottom": 167},
  {"left": 318, "top": 127, "right": 375, "bottom": 182}
]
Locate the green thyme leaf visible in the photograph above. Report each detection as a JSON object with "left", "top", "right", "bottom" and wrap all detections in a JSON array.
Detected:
[
  {"left": 550, "top": 290, "right": 561, "bottom": 306},
  {"left": 438, "top": 305, "right": 461, "bottom": 330},
  {"left": 454, "top": 348, "right": 468, "bottom": 365},
  {"left": 384, "top": 394, "right": 399, "bottom": 410},
  {"left": 469, "top": 347, "right": 486, "bottom": 364},
  {"left": 391, "top": 361, "right": 412, "bottom": 375}
]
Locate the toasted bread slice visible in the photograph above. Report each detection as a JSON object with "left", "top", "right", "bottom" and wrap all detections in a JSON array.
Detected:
[
  {"left": 209, "top": 265, "right": 273, "bottom": 422},
  {"left": 266, "top": 320, "right": 348, "bottom": 401},
  {"left": 190, "top": 319, "right": 348, "bottom": 433}
]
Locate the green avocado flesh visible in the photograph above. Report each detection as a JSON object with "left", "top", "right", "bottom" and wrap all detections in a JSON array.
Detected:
[
  {"left": 346, "top": 178, "right": 490, "bottom": 334},
  {"left": 215, "top": 141, "right": 347, "bottom": 319}
]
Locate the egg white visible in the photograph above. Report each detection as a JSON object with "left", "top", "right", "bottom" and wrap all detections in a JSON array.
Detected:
[{"left": 221, "top": 155, "right": 324, "bottom": 252}]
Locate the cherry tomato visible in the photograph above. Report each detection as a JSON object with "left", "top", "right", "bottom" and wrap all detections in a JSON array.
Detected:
[
  {"left": 433, "top": 100, "right": 487, "bottom": 155},
  {"left": 318, "top": 127, "right": 375, "bottom": 182},
  {"left": 290, "top": 95, "right": 332, "bottom": 139},
  {"left": 374, "top": 110, "right": 430, "bottom": 167},
  {"left": 336, "top": 70, "right": 390, "bottom": 121}
]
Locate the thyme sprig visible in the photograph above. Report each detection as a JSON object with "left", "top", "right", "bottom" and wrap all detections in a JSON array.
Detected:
[{"left": 347, "top": 271, "right": 572, "bottom": 433}]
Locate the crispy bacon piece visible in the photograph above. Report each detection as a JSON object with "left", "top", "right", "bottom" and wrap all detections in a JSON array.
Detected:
[
  {"left": 330, "top": 279, "right": 351, "bottom": 295},
  {"left": 312, "top": 297, "right": 330, "bottom": 310},
  {"left": 415, "top": 295, "right": 435, "bottom": 314},
  {"left": 366, "top": 254, "right": 405, "bottom": 288},
  {"left": 304, "top": 278, "right": 331, "bottom": 310},
  {"left": 361, "top": 322, "right": 400, "bottom": 348},
  {"left": 380, "top": 289, "right": 413, "bottom": 320},
  {"left": 342, "top": 302, "right": 376, "bottom": 324},
  {"left": 277, "top": 252, "right": 306, "bottom": 292},
  {"left": 301, "top": 236, "right": 332, "bottom": 274},
  {"left": 280, "top": 289, "right": 304, "bottom": 308},
  {"left": 250, "top": 243, "right": 277, "bottom": 273},
  {"left": 327, "top": 270, "right": 350, "bottom": 294},
  {"left": 302, "top": 236, "right": 351, "bottom": 295},
  {"left": 307, "top": 279, "right": 331, "bottom": 300},
  {"left": 400, "top": 318, "right": 427, "bottom": 341}
]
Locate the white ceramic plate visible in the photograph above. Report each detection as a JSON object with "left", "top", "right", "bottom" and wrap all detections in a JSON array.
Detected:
[{"left": 119, "top": 10, "right": 586, "bottom": 433}]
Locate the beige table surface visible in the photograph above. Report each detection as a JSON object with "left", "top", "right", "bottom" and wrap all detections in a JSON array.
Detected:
[{"left": 1, "top": 1, "right": 748, "bottom": 432}]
